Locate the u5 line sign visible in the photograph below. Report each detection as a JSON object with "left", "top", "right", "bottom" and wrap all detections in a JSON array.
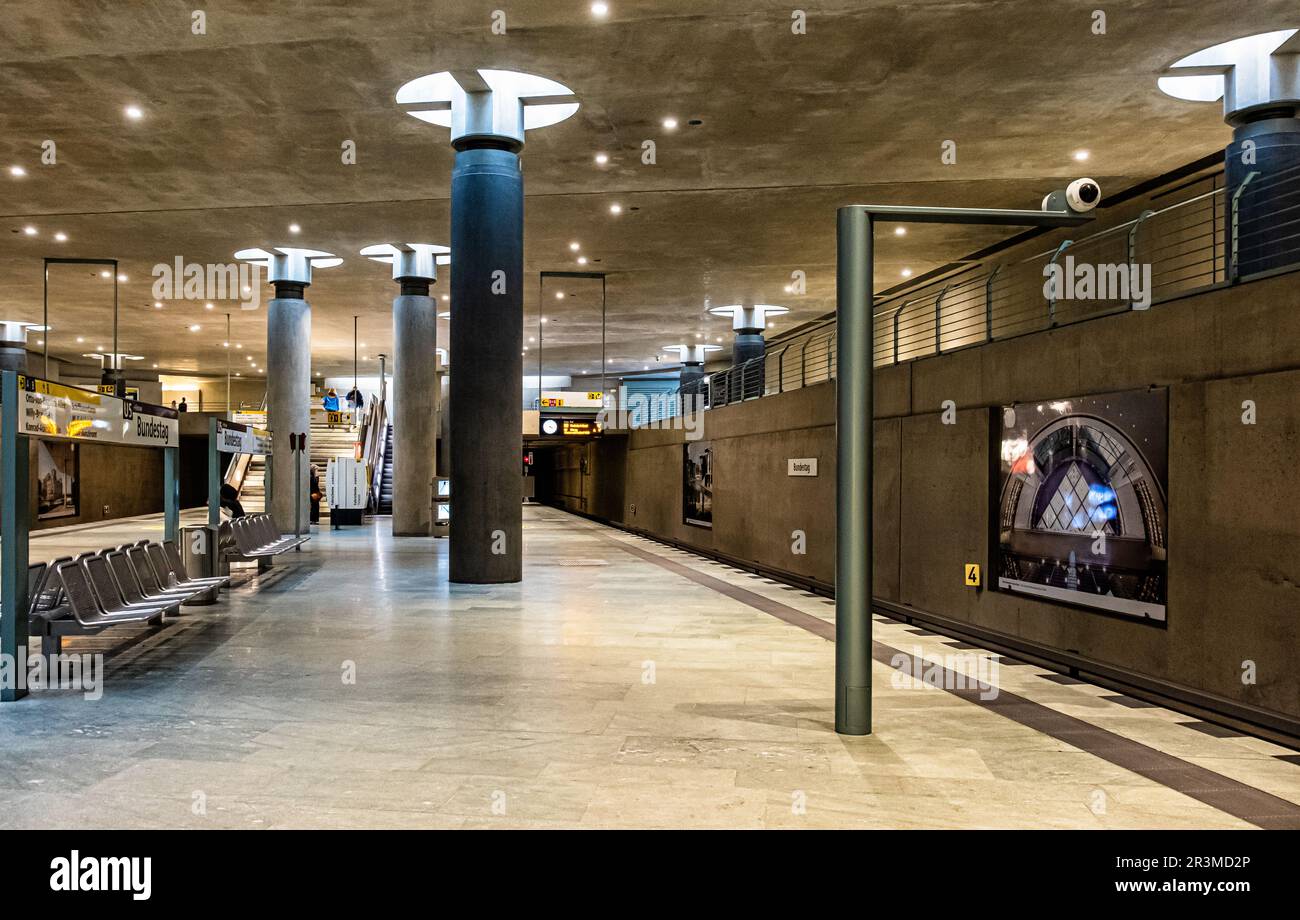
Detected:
[{"left": 12, "top": 375, "right": 178, "bottom": 448}]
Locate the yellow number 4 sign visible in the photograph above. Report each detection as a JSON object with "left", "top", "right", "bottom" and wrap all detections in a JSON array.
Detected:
[{"left": 964, "top": 563, "right": 981, "bottom": 588}]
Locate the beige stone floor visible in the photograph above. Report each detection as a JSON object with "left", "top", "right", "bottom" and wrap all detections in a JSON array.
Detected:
[{"left": 0, "top": 505, "right": 1295, "bottom": 829}]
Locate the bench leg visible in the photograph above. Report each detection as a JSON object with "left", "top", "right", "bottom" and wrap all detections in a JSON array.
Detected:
[
  {"left": 41, "top": 635, "right": 61, "bottom": 658},
  {"left": 257, "top": 556, "right": 273, "bottom": 573}
]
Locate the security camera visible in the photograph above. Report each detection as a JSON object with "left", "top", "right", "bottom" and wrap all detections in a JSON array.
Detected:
[{"left": 1041, "top": 178, "right": 1102, "bottom": 214}]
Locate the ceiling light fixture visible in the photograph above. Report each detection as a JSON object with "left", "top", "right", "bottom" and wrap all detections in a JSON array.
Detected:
[
  {"left": 901, "top": 268, "right": 913, "bottom": 278},
  {"left": 288, "top": 223, "right": 301, "bottom": 234},
  {"left": 189, "top": 324, "right": 201, "bottom": 332},
  {"left": 23, "top": 226, "right": 37, "bottom": 236},
  {"left": 54, "top": 232, "right": 67, "bottom": 242},
  {"left": 662, "top": 117, "right": 678, "bottom": 130},
  {"left": 118, "top": 274, "right": 128, "bottom": 282},
  {"left": 1073, "top": 149, "right": 1090, "bottom": 162},
  {"left": 124, "top": 105, "right": 143, "bottom": 120},
  {"left": 9, "top": 166, "right": 25, "bottom": 177},
  {"left": 594, "top": 152, "right": 609, "bottom": 165},
  {"left": 609, "top": 203, "right": 622, "bottom": 215},
  {"left": 569, "top": 242, "right": 580, "bottom": 251},
  {"left": 894, "top": 226, "right": 907, "bottom": 236},
  {"left": 577, "top": 257, "right": 588, "bottom": 265},
  {"left": 591, "top": 1, "right": 609, "bottom": 15}
]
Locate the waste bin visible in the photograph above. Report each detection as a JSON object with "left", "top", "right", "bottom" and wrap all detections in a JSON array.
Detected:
[{"left": 180, "top": 524, "right": 220, "bottom": 604}]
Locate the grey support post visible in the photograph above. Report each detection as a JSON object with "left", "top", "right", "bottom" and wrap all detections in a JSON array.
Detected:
[
  {"left": 835, "top": 207, "right": 873, "bottom": 735},
  {"left": 833, "top": 199, "right": 1097, "bottom": 737},
  {"left": 163, "top": 445, "right": 180, "bottom": 544},
  {"left": 236, "top": 246, "right": 340, "bottom": 534},
  {"left": 1, "top": 371, "right": 30, "bottom": 701},
  {"left": 362, "top": 243, "right": 448, "bottom": 536}
]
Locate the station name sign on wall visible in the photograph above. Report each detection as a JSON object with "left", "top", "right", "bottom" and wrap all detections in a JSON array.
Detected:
[
  {"left": 15, "top": 375, "right": 179, "bottom": 448},
  {"left": 787, "top": 458, "right": 818, "bottom": 477},
  {"left": 216, "top": 419, "right": 272, "bottom": 455}
]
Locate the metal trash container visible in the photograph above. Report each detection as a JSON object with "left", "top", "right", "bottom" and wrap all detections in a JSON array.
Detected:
[{"left": 180, "top": 524, "right": 220, "bottom": 604}]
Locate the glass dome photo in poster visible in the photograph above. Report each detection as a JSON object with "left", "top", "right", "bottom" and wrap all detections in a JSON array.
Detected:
[{"left": 996, "top": 388, "right": 1168, "bottom": 622}]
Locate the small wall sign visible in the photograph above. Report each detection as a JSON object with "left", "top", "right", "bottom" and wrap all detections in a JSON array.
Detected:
[{"left": 787, "top": 458, "right": 818, "bottom": 477}]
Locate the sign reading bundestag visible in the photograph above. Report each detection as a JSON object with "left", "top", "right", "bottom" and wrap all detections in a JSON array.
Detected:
[
  {"left": 216, "top": 419, "right": 272, "bottom": 454},
  {"left": 13, "top": 375, "right": 179, "bottom": 448}
]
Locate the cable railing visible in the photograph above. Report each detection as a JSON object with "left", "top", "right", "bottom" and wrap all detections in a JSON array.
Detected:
[{"left": 675, "top": 160, "right": 1300, "bottom": 413}]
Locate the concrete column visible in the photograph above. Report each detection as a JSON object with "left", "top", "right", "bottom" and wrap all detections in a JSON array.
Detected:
[
  {"left": 363, "top": 243, "right": 447, "bottom": 536},
  {"left": 0, "top": 323, "right": 31, "bottom": 374},
  {"left": 237, "top": 246, "right": 341, "bottom": 533},
  {"left": 450, "top": 146, "right": 524, "bottom": 583},
  {"left": 664, "top": 344, "right": 721, "bottom": 405},
  {"left": 709, "top": 304, "right": 789, "bottom": 400},
  {"left": 266, "top": 291, "right": 311, "bottom": 532}
]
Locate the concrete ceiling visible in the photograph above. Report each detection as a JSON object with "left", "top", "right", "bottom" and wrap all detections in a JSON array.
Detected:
[{"left": 0, "top": 1, "right": 1289, "bottom": 380}]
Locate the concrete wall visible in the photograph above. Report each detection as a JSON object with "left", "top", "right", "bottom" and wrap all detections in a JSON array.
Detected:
[
  {"left": 28, "top": 440, "right": 165, "bottom": 533},
  {"left": 571, "top": 272, "right": 1300, "bottom": 723}
]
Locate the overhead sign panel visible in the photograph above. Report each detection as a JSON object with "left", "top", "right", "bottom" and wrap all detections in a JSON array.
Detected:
[
  {"left": 16, "top": 375, "right": 178, "bottom": 448},
  {"left": 216, "top": 419, "right": 272, "bottom": 455},
  {"left": 540, "top": 390, "right": 603, "bottom": 408}
]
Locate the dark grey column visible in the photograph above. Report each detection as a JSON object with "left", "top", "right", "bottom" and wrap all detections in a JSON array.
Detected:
[
  {"left": 450, "top": 145, "right": 524, "bottom": 583},
  {"left": 1227, "top": 115, "right": 1300, "bottom": 276}
]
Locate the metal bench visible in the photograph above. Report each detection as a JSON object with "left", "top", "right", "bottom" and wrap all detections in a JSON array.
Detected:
[
  {"left": 221, "top": 512, "right": 307, "bottom": 572},
  {"left": 28, "top": 559, "right": 169, "bottom": 657}
]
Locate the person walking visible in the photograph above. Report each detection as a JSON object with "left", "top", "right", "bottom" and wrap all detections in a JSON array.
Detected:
[
  {"left": 178, "top": 397, "right": 188, "bottom": 412},
  {"left": 309, "top": 464, "right": 322, "bottom": 525},
  {"left": 323, "top": 388, "right": 340, "bottom": 428}
]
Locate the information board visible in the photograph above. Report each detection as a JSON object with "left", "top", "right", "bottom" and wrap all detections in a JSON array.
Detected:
[
  {"left": 216, "top": 419, "right": 272, "bottom": 455},
  {"left": 16, "top": 375, "right": 178, "bottom": 448}
]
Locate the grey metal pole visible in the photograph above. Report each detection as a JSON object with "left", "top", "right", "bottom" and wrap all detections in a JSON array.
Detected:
[
  {"left": 294, "top": 437, "right": 303, "bottom": 537},
  {"left": 164, "top": 445, "right": 180, "bottom": 543},
  {"left": 112, "top": 260, "right": 120, "bottom": 395},
  {"left": 0, "top": 370, "right": 30, "bottom": 701},
  {"left": 208, "top": 417, "right": 221, "bottom": 528},
  {"left": 226, "top": 313, "right": 231, "bottom": 415},
  {"left": 42, "top": 263, "right": 48, "bottom": 378},
  {"left": 835, "top": 206, "right": 873, "bottom": 736}
]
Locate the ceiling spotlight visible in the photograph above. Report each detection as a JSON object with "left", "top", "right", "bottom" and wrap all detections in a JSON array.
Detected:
[
  {"left": 783, "top": 285, "right": 792, "bottom": 293},
  {"left": 205, "top": 302, "right": 214, "bottom": 310},
  {"left": 36, "top": 339, "right": 43, "bottom": 346},
  {"left": 235, "top": 372, "right": 241, "bottom": 377},
  {"left": 894, "top": 226, "right": 907, "bottom": 236},
  {"left": 577, "top": 257, "right": 588, "bottom": 265},
  {"left": 118, "top": 274, "right": 128, "bottom": 282},
  {"left": 442, "top": 294, "right": 450, "bottom": 302},
  {"left": 609, "top": 203, "right": 622, "bottom": 215},
  {"left": 75, "top": 336, "right": 84, "bottom": 343},
  {"left": 99, "top": 270, "right": 110, "bottom": 278},
  {"left": 529, "top": 336, "right": 536, "bottom": 343},
  {"left": 124, "top": 105, "right": 144, "bottom": 120},
  {"left": 555, "top": 292, "right": 565, "bottom": 299},
  {"left": 288, "top": 223, "right": 301, "bottom": 234},
  {"left": 23, "top": 226, "right": 37, "bottom": 236},
  {"left": 1074, "top": 149, "right": 1090, "bottom": 162},
  {"left": 591, "top": 1, "right": 609, "bottom": 15},
  {"left": 235, "top": 343, "right": 242, "bottom": 349},
  {"left": 359, "top": 341, "right": 367, "bottom": 347},
  {"left": 901, "top": 268, "right": 913, "bottom": 278},
  {"left": 222, "top": 341, "right": 229, "bottom": 348},
  {"left": 662, "top": 117, "right": 679, "bottom": 130},
  {"left": 569, "top": 242, "right": 581, "bottom": 251},
  {"left": 54, "top": 232, "right": 67, "bottom": 242},
  {"left": 152, "top": 363, "right": 158, "bottom": 369},
  {"left": 189, "top": 324, "right": 201, "bottom": 332},
  {"left": 9, "top": 166, "right": 25, "bottom": 177},
  {"left": 540, "top": 317, "right": 548, "bottom": 324},
  {"left": 154, "top": 301, "right": 163, "bottom": 308},
  {"left": 594, "top": 152, "right": 609, "bottom": 165}
]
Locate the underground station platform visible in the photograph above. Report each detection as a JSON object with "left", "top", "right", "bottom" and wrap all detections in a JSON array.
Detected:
[{"left": 0, "top": 0, "right": 1298, "bottom": 902}]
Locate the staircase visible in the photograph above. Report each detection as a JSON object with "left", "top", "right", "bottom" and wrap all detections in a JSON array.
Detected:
[
  {"left": 378, "top": 424, "right": 394, "bottom": 515},
  {"left": 309, "top": 414, "right": 361, "bottom": 520},
  {"left": 240, "top": 455, "right": 266, "bottom": 512}
]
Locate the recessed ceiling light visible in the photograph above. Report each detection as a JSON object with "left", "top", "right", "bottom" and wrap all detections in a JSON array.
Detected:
[
  {"left": 577, "top": 257, "right": 588, "bottom": 265},
  {"left": 609, "top": 203, "right": 622, "bottom": 215},
  {"left": 9, "top": 166, "right": 25, "bottom": 177},
  {"left": 75, "top": 336, "right": 84, "bottom": 343},
  {"left": 529, "top": 336, "right": 536, "bottom": 343},
  {"left": 594, "top": 152, "right": 609, "bottom": 165},
  {"left": 223, "top": 341, "right": 229, "bottom": 348},
  {"left": 23, "top": 226, "right": 36, "bottom": 236},
  {"left": 540, "top": 317, "right": 548, "bottom": 324},
  {"left": 235, "top": 372, "right": 241, "bottom": 377},
  {"left": 662, "top": 117, "right": 678, "bottom": 130},
  {"left": 99, "top": 270, "right": 110, "bottom": 277},
  {"left": 152, "top": 363, "right": 158, "bottom": 369},
  {"left": 54, "top": 232, "right": 67, "bottom": 242},
  {"left": 783, "top": 285, "right": 792, "bottom": 293},
  {"left": 359, "top": 341, "right": 367, "bottom": 347},
  {"left": 189, "top": 324, "right": 201, "bottom": 332},
  {"left": 205, "top": 302, "right": 214, "bottom": 310},
  {"left": 591, "top": 1, "right": 609, "bottom": 15},
  {"left": 894, "top": 226, "right": 907, "bottom": 236},
  {"left": 154, "top": 301, "right": 163, "bottom": 308},
  {"left": 695, "top": 333, "right": 702, "bottom": 339},
  {"left": 1074, "top": 149, "right": 1090, "bottom": 162},
  {"left": 288, "top": 223, "right": 301, "bottom": 234},
  {"left": 235, "top": 343, "right": 242, "bottom": 349},
  {"left": 901, "top": 268, "right": 913, "bottom": 277},
  {"left": 117, "top": 274, "right": 128, "bottom": 282},
  {"left": 569, "top": 242, "right": 581, "bottom": 251},
  {"left": 125, "top": 105, "right": 144, "bottom": 120},
  {"left": 36, "top": 339, "right": 43, "bottom": 346},
  {"left": 555, "top": 292, "right": 565, "bottom": 299},
  {"left": 96, "top": 345, "right": 104, "bottom": 351},
  {"left": 442, "top": 294, "right": 450, "bottom": 302}
]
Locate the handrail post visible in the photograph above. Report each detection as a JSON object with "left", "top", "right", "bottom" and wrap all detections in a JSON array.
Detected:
[
  {"left": 984, "top": 265, "right": 1001, "bottom": 342},
  {"left": 777, "top": 345, "right": 784, "bottom": 394},
  {"left": 1229, "top": 171, "right": 1258, "bottom": 282},
  {"left": 892, "top": 305, "right": 902, "bottom": 364},
  {"left": 1127, "top": 210, "right": 1156, "bottom": 309},
  {"left": 934, "top": 284, "right": 951, "bottom": 355},
  {"left": 1046, "top": 240, "right": 1072, "bottom": 328}
]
